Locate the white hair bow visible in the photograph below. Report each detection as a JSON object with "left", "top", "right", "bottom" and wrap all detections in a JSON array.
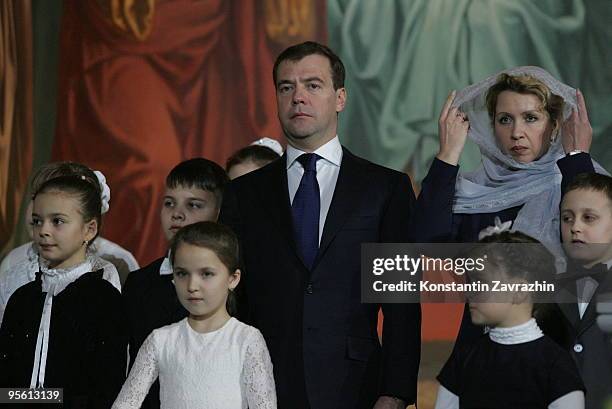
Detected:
[
  {"left": 251, "top": 137, "right": 283, "bottom": 156},
  {"left": 93, "top": 170, "right": 111, "bottom": 214},
  {"left": 478, "top": 217, "right": 512, "bottom": 240}
]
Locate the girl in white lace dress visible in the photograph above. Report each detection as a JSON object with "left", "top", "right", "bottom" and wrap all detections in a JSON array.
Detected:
[{"left": 112, "top": 222, "right": 276, "bottom": 409}]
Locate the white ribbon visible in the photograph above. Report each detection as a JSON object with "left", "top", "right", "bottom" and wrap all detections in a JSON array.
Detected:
[
  {"left": 478, "top": 217, "right": 513, "bottom": 241},
  {"left": 30, "top": 259, "right": 93, "bottom": 388},
  {"left": 251, "top": 137, "right": 283, "bottom": 156},
  {"left": 93, "top": 170, "right": 111, "bottom": 214}
]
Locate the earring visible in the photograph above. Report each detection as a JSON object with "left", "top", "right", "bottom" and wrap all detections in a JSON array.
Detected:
[{"left": 82, "top": 240, "right": 89, "bottom": 247}]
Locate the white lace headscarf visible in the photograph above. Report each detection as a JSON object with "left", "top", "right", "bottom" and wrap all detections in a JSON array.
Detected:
[{"left": 450, "top": 66, "right": 607, "bottom": 253}]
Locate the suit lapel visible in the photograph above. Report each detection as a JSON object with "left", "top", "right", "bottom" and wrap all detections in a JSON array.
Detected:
[
  {"left": 149, "top": 262, "right": 184, "bottom": 323},
  {"left": 576, "top": 270, "right": 612, "bottom": 335},
  {"left": 265, "top": 148, "right": 364, "bottom": 273},
  {"left": 556, "top": 278, "right": 580, "bottom": 330},
  {"left": 556, "top": 267, "right": 612, "bottom": 334},
  {"left": 314, "top": 148, "right": 363, "bottom": 270},
  {"left": 263, "top": 156, "right": 309, "bottom": 270}
]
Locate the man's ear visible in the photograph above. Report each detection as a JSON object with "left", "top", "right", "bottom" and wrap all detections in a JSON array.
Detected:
[{"left": 336, "top": 87, "right": 346, "bottom": 113}]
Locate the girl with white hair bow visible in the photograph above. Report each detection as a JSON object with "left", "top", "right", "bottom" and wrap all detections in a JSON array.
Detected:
[{"left": 0, "top": 163, "right": 140, "bottom": 324}]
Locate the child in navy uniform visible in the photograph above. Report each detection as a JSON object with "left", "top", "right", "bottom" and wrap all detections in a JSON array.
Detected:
[
  {"left": 0, "top": 173, "right": 127, "bottom": 408},
  {"left": 122, "top": 158, "right": 228, "bottom": 409},
  {"left": 558, "top": 173, "right": 612, "bottom": 409},
  {"left": 435, "top": 231, "right": 585, "bottom": 409}
]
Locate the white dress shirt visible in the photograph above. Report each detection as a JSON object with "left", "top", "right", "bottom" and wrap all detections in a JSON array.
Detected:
[
  {"left": 577, "top": 259, "right": 612, "bottom": 319},
  {"left": 286, "top": 136, "right": 343, "bottom": 244}
]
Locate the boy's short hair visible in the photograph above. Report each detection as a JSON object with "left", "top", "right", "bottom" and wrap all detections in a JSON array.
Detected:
[
  {"left": 565, "top": 173, "right": 612, "bottom": 204},
  {"left": 166, "top": 158, "right": 229, "bottom": 208}
]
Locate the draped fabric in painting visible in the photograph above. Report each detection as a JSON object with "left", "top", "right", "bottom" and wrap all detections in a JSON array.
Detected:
[
  {"left": 328, "top": 0, "right": 611, "bottom": 178},
  {"left": 53, "top": 0, "right": 325, "bottom": 265},
  {"left": 0, "top": 1, "right": 33, "bottom": 255}
]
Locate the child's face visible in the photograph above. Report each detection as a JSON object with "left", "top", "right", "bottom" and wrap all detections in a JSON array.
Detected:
[
  {"left": 32, "top": 192, "right": 97, "bottom": 269},
  {"left": 160, "top": 186, "right": 219, "bottom": 241},
  {"left": 468, "top": 301, "right": 515, "bottom": 327},
  {"left": 172, "top": 243, "right": 239, "bottom": 320},
  {"left": 467, "top": 266, "right": 531, "bottom": 328},
  {"left": 561, "top": 188, "right": 612, "bottom": 266}
]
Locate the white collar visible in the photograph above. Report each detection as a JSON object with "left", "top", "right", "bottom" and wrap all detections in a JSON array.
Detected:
[
  {"left": 488, "top": 318, "right": 543, "bottom": 345},
  {"left": 27, "top": 242, "right": 38, "bottom": 263},
  {"left": 160, "top": 250, "right": 173, "bottom": 276},
  {"left": 40, "top": 257, "right": 93, "bottom": 296},
  {"left": 286, "top": 136, "right": 342, "bottom": 169}
]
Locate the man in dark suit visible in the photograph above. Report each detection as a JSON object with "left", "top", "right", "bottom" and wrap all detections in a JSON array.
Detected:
[{"left": 220, "top": 41, "right": 420, "bottom": 409}]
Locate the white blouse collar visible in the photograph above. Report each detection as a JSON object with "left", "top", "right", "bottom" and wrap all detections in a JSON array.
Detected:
[
  {"left": 39, "top": 257, "right": 93, "bottom": 296},
  {"left": 27, "top": 242, "right": 38, "bottom": 263},
  {"left": 488, "top": 318, "right": 543, "bottom": 345}
]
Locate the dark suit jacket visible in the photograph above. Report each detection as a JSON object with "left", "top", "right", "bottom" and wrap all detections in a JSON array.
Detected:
[
  {"left": 220, "top": 147, "right": 421, "bottom": 409},
  {"left": 554, "top": 269, "right": 612, "bottom": 409}
]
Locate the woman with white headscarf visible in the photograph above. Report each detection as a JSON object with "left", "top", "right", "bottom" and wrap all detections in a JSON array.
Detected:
[{"left": 415, "top": 66, "right": 605, "bottom": 248}]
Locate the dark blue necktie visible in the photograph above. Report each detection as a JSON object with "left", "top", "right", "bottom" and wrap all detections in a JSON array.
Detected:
[{"left": 292, "top": 153, "right": 321, "bottom": 270}]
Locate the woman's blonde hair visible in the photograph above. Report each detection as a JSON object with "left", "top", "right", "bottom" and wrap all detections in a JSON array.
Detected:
[{"left": 485, "top": 73, "right": 564, "bottom": 129}]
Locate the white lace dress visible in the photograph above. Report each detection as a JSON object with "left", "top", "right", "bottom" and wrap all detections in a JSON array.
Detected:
[{"left": 112, "top": 317, "right": 277, "bottom": 409}]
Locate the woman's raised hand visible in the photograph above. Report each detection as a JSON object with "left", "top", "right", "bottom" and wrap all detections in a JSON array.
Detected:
[
  {"left": 562, "top": 89, "right": 592, "bottom": 154},
  {"left": 436, "top": 90, "right": 470, "bottom": 166}
]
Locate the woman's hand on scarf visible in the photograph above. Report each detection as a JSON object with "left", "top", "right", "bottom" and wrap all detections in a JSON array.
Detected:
[
  {"left": 437, "top": 90, "right": 469, "bottom": 166},
  {"left": 562, "top": 89, "right": 592, "bottom": 154}
]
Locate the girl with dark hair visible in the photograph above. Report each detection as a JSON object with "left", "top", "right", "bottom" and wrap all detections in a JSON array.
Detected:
[
  {"left": 226, "top": 138, "right": 283, "bottom": 180},
  {"left": 434, "top": 232, "right": 585, "bottom": 409},
  {"left": 0, "top": 174, "right": 127, "bottom": 407},
  {"left": 0, "top": 162, "right": 136, "bottom": 324},
  {"left": 113, "top": 222, "right": 276, "bottom": 409}
]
